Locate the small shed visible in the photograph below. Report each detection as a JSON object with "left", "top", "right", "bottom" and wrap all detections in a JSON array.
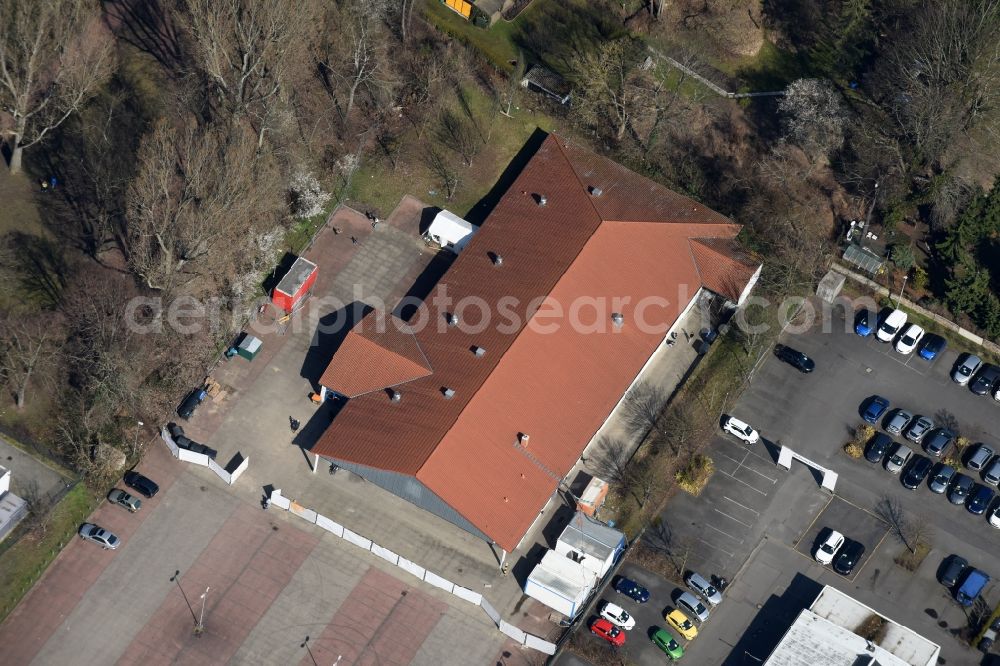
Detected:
[
  {"left": 575, "top": 476, "right": 608, "bottom": 517},
  {"left": 272, "top": 257, "right": 318, "bottom": 313},
  {"left": 521, "top": 65, "right": 572, "bottom": 105},
  {"left": 423, "top": 210, "right": 477, "bottom": 253},
  {"left": 523, "top": 550, "right": 598, "bottom": 619},
  {"left": 554, "top": 511, "right": 626, "bottom": 577},
  {"left": 237, "top": 334, "right": 262, "bottom": 361}
]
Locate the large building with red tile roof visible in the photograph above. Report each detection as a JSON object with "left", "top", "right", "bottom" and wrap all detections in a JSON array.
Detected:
[{"left": 312, "top": 134, "right": 760, "bottom": 554}]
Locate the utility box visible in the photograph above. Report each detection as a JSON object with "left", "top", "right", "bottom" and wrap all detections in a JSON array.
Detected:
[
  {"left": 237, "top": 335, "right": 262, "bottom": 361},
  {"left": 272, "top": 257, "right": 318, "bottom": 313}
]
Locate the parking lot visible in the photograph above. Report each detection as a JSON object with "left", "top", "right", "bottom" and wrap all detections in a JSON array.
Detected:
[{"left": 570, "top": 297, "right": 1000, "bottom": 665}]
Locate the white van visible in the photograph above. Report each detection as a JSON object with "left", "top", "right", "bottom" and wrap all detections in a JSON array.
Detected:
[{"left": 876, "top": 309, "right": 907, "bottom": 342}]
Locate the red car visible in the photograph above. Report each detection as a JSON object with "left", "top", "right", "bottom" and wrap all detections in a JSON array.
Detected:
[{"left": 590, "top": 618, "right": 626, "bottom": 647}]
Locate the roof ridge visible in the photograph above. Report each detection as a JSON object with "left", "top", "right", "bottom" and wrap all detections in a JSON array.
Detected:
[
  {"left": 686, "top": 238, "right": 706, "bottom": 286},
  {"left": 550, "top": 134, "right": 606, "bottom": 223}
]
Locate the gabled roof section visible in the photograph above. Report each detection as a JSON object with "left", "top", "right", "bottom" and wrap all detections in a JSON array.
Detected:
[
  {"left": 689, "top": 237, "right": 761, "bottom": 303},
  {"left": 318, "top": 310, "right": 432, "bottom": 398},
  {"left": 553, "top": 135, "right": 735, "bottom": 225}
]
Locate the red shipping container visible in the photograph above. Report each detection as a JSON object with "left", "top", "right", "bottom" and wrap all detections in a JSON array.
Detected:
[{"left": 272, "top": 257, "right": 318, "bottom": 313}]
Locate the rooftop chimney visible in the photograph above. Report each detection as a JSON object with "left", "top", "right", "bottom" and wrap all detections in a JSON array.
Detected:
[
  {"left": 590, "top": 186, "right": 603, "bottom": 197},
  {"left": 442, "top": 387, "right": 456, "bottom": 399},
  {"left": 390, "top": 390, "right": 401, "bottom": 403},
  {"left": 518, "top": 432, "right": 530, "bottom": 446},
  {"left": 446, "top": 313, "right": 459, "bottom": 327},
  {"left": 611, "top": 312, "right": 624, "bottom": 328},
  {"left": 492, "top": 253, "right": 503, "bottom": 267},
  {"left": 538, "top": 194, "right": 547, "bottom": 206}
]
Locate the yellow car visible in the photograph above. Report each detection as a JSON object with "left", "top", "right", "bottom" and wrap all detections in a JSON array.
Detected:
[{"left": 665, "top": 608, "right": 698, "bottom": 640}]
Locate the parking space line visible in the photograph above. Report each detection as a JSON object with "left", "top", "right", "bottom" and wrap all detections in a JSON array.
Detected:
[
  {"left": 718, "top": 449, "right": 778, "bottom": 483},
  {"left": 718, "top": 469, "right": 769, "bottom": 496},
  {"left": 713, "top": 508, "right": 752, "bottom": 528},
  {"left": 697, "top": 536, "right": 735, "bottom": 558},
  {"left": 705, "top": 522, "right": 745, "bottom": 542},
  {"left": 722, "top": 495, "right": 760, "bottom": 516},
  {"left": 737, "top": 460, "right": 779, "bottom": 484}
]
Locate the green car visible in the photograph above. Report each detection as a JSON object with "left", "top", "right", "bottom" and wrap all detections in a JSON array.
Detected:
[{"left": 652, "top": 628, "right": 684, "bottom": 660}]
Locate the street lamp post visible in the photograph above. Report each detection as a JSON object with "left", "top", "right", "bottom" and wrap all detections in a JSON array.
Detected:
[
  {"left": 896, "top": 274, "right": 908, "bottom": 309},
  {"left": 132, "top": 420, "right": 144, "bottom": 455},
  {"left": 194, "top": 586, "right": 210, "bottom": 636}
]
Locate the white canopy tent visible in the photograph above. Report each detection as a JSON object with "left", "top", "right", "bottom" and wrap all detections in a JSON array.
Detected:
[{"left": 423, "top": 210, "right": 476, "bottom": 253}]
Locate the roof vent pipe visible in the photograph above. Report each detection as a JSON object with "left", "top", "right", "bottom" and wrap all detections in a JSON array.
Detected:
[
  {"left": 472, "top": 346, "right": 486, "bottom": 357},
  {"left": 611, "top": 312, "right": 624, "bottom": 328},
  {"left": 446, "top": 313, "right": 459, "bottom": 327},
  {"left": 590, "top": 186, "right": 603, "bottom": 197},
  {"left": 442, "top": 387, "right": 456, "bottom": 399},
  {"left": 518, "top": 432, "right": 530, "bottom": 446},
  {"left": 538, "top": 194, "right": 547, "bottom": 206},
  {"left": 390, "top": 390, "right": 401, "bottom": 403},
  {"left": 492, "top": 253, "right": 503, "bottom": 267}
]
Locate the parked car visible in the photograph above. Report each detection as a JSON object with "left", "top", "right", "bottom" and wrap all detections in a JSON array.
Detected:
[
  {"left": 902, "top": 455, "right": 933, "bottom": 490},
  {"left": 895, "top": 324, "right": 924, "bottom": 355},
  {"left": 814, "top": 529, "right": 845, "bottom": 565},
  {"left": 929, "top": 463, "right": 957, "bottom": 494},
  {"left": 665, "top": 609, "right": 698, "bottom": 640},
  {"left": 676, "top": 591, "right": 710, "bottom": 622},
  {"left": 905, "top": 416, "right": 933, "bottom": 443},
  {"left": 78, "top": 523, "right": 120, "bottom": 550},
  {"left": 613, "top": 577, "right": 649, "bottom": 603},
  {"left": 774, "top": 344, "right": 815, "bottom": 373},
  {"left": 919, "top": 334, "right": 947, "bottom": 361},
  {"left": 590, "top": 618, "right": 626, "bottom": 647},
  {"left": 862, "top": 396, "right": 890, "bottom": 424},
  {"left": 967, "top": 443, "right": 995, "bottom": 472},
  {"left": 989, "top": 503, "right": 1000, "bottom": 528},
  {"left": 651, "top": 628, "right": 684, "bottom": 660},
  {"left": 953, "top": 353, "right": 982, "bottom": 386},
  {"left": 979, "top": 627, "right": 997, "bottom": 654},
  {"left": 956, "top": 569, "right": 990, "bottom": 606},
  {"left": 886, "top": 409, "right": 913, "bottom": 435},
  {"left": 855, "top": 309, "right": 874, "bottom": 336},
  {"left": 107, "top": 489, "right": 141, "bottom": 513},
  {"left": 833, "top": 539, "right": 865, "bottom": 576},
  {"left": 123, "top": 471, "right": 159, "bottom": 498},
  {"left": 686, "top": 572, "right": 723, "bottom": 606},
  {"left": 177, "top": 387, "right": 207, "bottom": 419},
  {"left": 598, "top": 601, "right": 636, "bottom": 630},
  {"left": 984, "top": 458, "right": 1000, "bottom": 486},
  {"left": 968, "top": 484, "right": 995, "bottom": 515},
  {"left": 885, "top": 443, "right": 912, "bottom": 474},
  {"left": 876, "top": 309, "right": 907, "bottom": 342},
  {"left": 865, "top": 433, "right": 893, "bottom": 463},
  {"left": 924, "top": 429, "right": 955, "bottom": 458},
  {"left": 949, "top": 473, "right": 975, "bottom": 505},
  {"left": 939, "top": 555, "right": 968, "bottom": 587},
  {"left": 971, "top": 364, "right": 1000, "bottom": 396},
  {"left": 722, "top": 416, "right": 759, "bottom": 445}
]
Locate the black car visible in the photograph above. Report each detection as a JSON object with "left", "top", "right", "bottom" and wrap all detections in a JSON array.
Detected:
[
  {"left": 971, "top": 364, "right": 1000, "bottom": 396},
  {"left": 924, "top": 428, "right": 955, "bottom": 458},
  {"left": 949, "top": 473, "right": 975, "bottom": 505},
  {"left": 177, "top": 388, "right": 207, "bottom": 420},
  {"left": 940, "top": 554, "right": 969, "bottom": 587},
  {"left": 833, "top": 539, "right": 865, "bottom": 576},
  {"left": 123, "top": 470, "right": 159, "bottom": 498},
  {"left": 773, "top": 344, "right": 815, "bottom": 373},
  {"left": 967, "top": 484, "right": 995, "bottom": 515},
  {"left": 865, "top": 433, "right": 892, "bottom": 463},
  {"left": 902, "top": 455, "right": 933, "bottom": 490}
]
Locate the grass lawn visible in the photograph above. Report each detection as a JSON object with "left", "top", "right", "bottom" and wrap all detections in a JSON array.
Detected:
[
  {"left": 0, "top": 483, "right": 99, "bottom": 622},
  {"left": 423, "top": 0, "right": 523, "bottom": 70}
]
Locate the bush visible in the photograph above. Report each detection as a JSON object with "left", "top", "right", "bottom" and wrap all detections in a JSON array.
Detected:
[
  {"left": 843, "top": 441, "right": 864, "bottom": 458},
  {"left": 675, "top": 454, "right": 714, "bottom": 495},
  {"left": 911, "top": 265, "right": 928, "bottom": 291},
  {"left": 855, "top": 613, "right": 888, "bottom": 643},
  {"left": 845, "top": 423, "right": 873, "bottom": 458},
  {"left": 890, "top": 243, "right": 915, "bottom": 271},
  {"left": 894, "top": 542, "right": 930, "bottom": 571}
]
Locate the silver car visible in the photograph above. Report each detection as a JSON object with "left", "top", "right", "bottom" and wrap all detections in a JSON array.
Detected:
[
  {"left": 967, "top": 443, "right": 995, "bottom": 472},
  {"left": 885, "top": 443, "right": 912, "bottom": 474},
  {"left": 905, "top": 416, "right": 933, "bottom": 443},
  {"left": 886, "top": 410, "right": 913, "bottom": 435},
  {"left": 108, "top": 488, "right": 142, "bottom": 513},
  {"left": 929, "top": 464, "right": 956, "bottom": 493},
  {"left": 677, "top": 591, "right": 710, "bottom": 622},
  {"left": 953, "top": 353, "right": 982, "bottom": 386},
  {"left": 78, "top": 523, "right": 120, "bottom": 550},
  {"left": 984, "top": 458, "right": 1000, "bottom": 486},
  {"left": 685, "top": 572, "right": 723, "bottom": 606}
]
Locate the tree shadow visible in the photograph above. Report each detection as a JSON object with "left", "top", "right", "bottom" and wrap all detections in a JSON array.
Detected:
[
  {"left": 102, "top": 0, "right": 186, "bottom": 74},
  {"left": 4, "top": 232, "right": 69, "bottom": 308},
  {"left": 510, "top": 1, "right": 624, "bottom": 77}
]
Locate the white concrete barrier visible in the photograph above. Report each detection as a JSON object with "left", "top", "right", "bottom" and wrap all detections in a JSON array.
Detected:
[
  {"left": 499, "top": 620, "right": 526, "bottom": 643},
  {"left": 315, "top": 514, "right": 344, "bottom": 537},
  {"left": 397, "top": 556, "right": 426, "bottom": 580},
  {"left": 289, "top": 502, "right": 317, "bottom": 524},
  {"left": 452, "top": 585, "right": 482, "bottom": 605},
  {"left": 423, "top": 570, "right": 454, "bottom": 593},
  {"left": 269, "top": 489, "right": 291, "bottom": 510},
  {"left": 161, "top": 428, "right": 179, "bottom": 456},
  {"left": 480, "top": 597, "right": 501, "bottom": 625},
  {"left": 343, "top": 528, "right": 372, "bottom": 550},
  {"left": 371, "top": 543, "right": 399, "bottom": 565},
  {"left": 179, "top": 448, "right": 211, "bottom": 466},
  {"left": 524, "top": 634, "right": 556, "bottom": 654}
]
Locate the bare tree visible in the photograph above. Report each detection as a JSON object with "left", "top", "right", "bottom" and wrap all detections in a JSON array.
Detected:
[
  {"left": 779, "top": 78, "right": 848, "bottom": 162},
  {"left": 623, "top": 380, "right": 669, "bottom": 440},
  {"left": 436, "top": 110, "right": 480, "bottom": 167},
  {"left": 498, "top": 56, "right": 526, "bottom": 118},
  {"left": 569, "top": 38, "right": 650, "bottom": 140},
  {"left": 0, "top": 310, "right": 60, "bottom": 409},
  {"left": 425, "top": 145, "right": 459, "bottom": 200},
  {"left": 0, "top": 0, "right": 114, "bottom": 173},
  {"left": 589, "top": 435, "right": 636, "bottom": 486},
  {"left": 875, "top": 495, "right": 932, "bottom": 554},
  {"left": 125, "top": 118, "right": 283, "bottom": 294},
  {"left": 177, "top": 0, "right": 318, "bottom": 147},
  {"left": 317, "top": 0, "right": 389, "bottom": 122}
]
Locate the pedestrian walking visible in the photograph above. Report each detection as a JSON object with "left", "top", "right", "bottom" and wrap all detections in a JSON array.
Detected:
[
  {"left": 289, "top": 416, "right": 300, "bottom": 432},
  {"left": 351, "top": 236, "right": 358, "bottom": 245}
]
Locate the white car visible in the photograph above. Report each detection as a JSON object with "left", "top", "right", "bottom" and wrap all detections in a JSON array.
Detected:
[
  {"left": 598, "top": 601, "right": 636, "bottom": 630},
  {"left": 876, "top": 309, "right": 907, "bottom": 342},
  {"left": 894, "top": 324, "right": 924, "bottom": 354},
  {"left": 814, "top": 529, "right": 844, "bottom": 565},
  {"left": 989, "top": 504, "right": 1000, "bottom": 529},
  {"left": 722, "top": 416, "right": 759, "bottom": 444}
]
